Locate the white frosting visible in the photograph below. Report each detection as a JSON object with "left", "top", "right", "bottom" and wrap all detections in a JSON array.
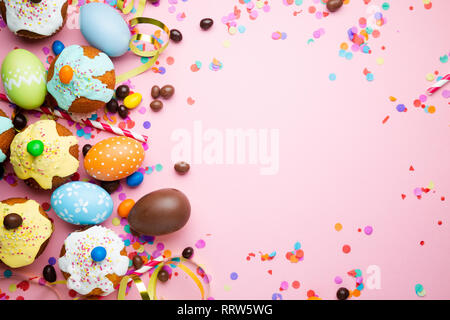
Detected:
[
  {"left": 58, "top": 226, "right": 129, "bottom": 296},
  {"left": 4, "top": 0, "right": 66, "bottom": 36}
]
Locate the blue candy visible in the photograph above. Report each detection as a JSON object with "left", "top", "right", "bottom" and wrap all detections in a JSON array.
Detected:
[
  {"left": 52, "top": 40, "right": 65, "bottom": 56},
  {"left": 126, "top": 171, "right": 144, "bottom": 187},
  {"left": 91, "top": 246, "right": 107, "bottom": 262}
]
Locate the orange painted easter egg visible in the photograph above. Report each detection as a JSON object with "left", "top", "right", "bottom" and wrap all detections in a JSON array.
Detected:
[{"left": 84, "top": 136, "right": 144, "bottom": 181}]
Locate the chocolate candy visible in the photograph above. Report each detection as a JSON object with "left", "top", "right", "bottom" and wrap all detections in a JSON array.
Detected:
[
  {"left": 200, "top": 18, "right": 214, "bottom": 30},
  {"left": 82, "top": 144, "right": 92, "bottom": 157},
  {"left": 160, "top": 85, "right": 175, "bottom": 99},
  {"left": 336, "top": 287, "right": 350, "bottom": 300},
  {"left": 30, "top": 0, "right": 42, "bottom": 3},
  {"left": 157, "top": 269, "right": 169, "bottom": 282},
  {"left": 127, "top": 188, "right": 191, "bottom": 236},
  {"left": 0, "top": 165, "right": 4, "bottom": 180},
  {"left": 3, "top": 213, "right": 22, "bottom": 230},
  {"left": 43, "top": 265, "right": 57, "bottom": 283},
  {"left": 115, "top": 85, "right": 130, "bottom": 100},
  {"left": 151, "top": 85, "right": 160, "bottom": 99},
  {"left": 118, "top": 105, "right": 129, "bottom": 119},
  {"left": 106, "top": 98, "right": 119, "bottom": 113},
  {"left": 150, "top": 100, "right": 163, "bottom": 112},
  {"left": 174, "top": 161, "right": 190, "bottom": 175},
  {"left": 132, "top": 255, "right": 144, "bottom": 270},
  {"left": 12, "top": 113, "right": 27, "bottom": 130},
  {"left": 100, "top": 180, "right": 120, "bottom": 194},
  {"left": 326, "top": 0, "right": 343, "bottom": 12},
  {"left": 169, "top": 29, "right": 183, "bottom": 43},
  {"left": 182, "top": 247, "right": 194, "bottom": 259}
]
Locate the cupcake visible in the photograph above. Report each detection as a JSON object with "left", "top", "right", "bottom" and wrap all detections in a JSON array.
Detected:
[
  {"left": 9, "top": 119, "right": 79, "bottom": 190},
  {"left": 0, "top": 0, "right": 69, "bottom": 39},
  {"left": 46, "top": 45, "right": 115, "bottom": 117},
  {"left": 58, "top": 226, "right": 129, "bottom": 297},
  {"left": 0, "top": 108, "right": 14, "bottom": 163},
  {"left": 0, "top": 198, "right": 54, "bottom": 268}
]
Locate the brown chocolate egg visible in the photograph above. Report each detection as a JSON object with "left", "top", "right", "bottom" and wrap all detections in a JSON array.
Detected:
[
  {"left": 84, "top": 136, "right": 145, "bottom": 181},
  {"left": 127, "top": 188, "right": 191, "bottom": 236}
]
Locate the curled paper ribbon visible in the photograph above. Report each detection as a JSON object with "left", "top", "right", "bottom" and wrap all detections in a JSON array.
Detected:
[
  {"left": 117, "top": 257, "right": 210, "bottom": 300},
  {"left": 0, "top": 274, "right": 64, "bottom": 300},
  {"left": 115, "top": 0, "right": 170, "bottom": 83}
]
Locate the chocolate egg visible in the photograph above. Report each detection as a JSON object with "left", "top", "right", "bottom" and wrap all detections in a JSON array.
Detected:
[
  {"left": 84, "top": 137, "right": 144, "bottom": 181},
  {"left": 127, "top": 188, "right": 191, "bottom": 236}
]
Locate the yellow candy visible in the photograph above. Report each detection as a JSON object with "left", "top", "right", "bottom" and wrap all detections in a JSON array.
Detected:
[{"left": 124, "top": 92, "right": 142, "bottom": 109}]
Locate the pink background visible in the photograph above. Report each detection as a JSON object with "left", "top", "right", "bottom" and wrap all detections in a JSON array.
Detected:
[{"left": 0, "top": 0, "right": 449, "bottom": 300}]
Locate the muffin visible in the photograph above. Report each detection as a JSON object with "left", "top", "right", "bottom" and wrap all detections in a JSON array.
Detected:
[
  {"left": 0, "top": 0, "right": 68, "bottom": 39},
  {"left": 0, "top": 198, "right": 54, "bottom": 268},
  {"left": 58, "top": 225, "right": 129, "bottom": 297},
  {"left": 9, "top": 119, "right": 79, "bottom": 190},
  {"left": 46, "top": 45, "right": 115, "bottom": 117},
  {"left": 0, "top": 108, "right": 14, "bottom": 163}
]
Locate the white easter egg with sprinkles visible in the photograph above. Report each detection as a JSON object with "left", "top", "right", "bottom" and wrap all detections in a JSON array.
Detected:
[{"left": 84, "top": 136, "right": 145, "bottom": 181}]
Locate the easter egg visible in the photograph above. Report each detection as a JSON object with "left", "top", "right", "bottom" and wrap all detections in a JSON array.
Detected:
[
  {"left": 80, "top": 3, "right": 131, "bottom": 57},
  {"left": 84, "top": 136, "right": 145, "bottom": 181},
  {"left": 51, "top": 181, "right": 114, "bottom": 225},
  {"left": 1, "top": 49, "right": 46, "bottom": 110},
  {"left": 127, "top": 188, "right": 191, "bottom": 236},
  {"left": 123, "top": 93, "right": 142, "bottom": 109}
]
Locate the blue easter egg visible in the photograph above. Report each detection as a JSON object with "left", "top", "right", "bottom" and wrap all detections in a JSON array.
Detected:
[
  {"left": 80, "top": 3, "right": 131, "bottom": 57},
  {"left": 52, "top": 40, "right": 65, "bottom": 56},
  {"left": 126, "top": 171, "right": 144, "bottom": 187},
  {"left": 51, "top": 181, "right": 114, "bottom": 225},
  {"left": 91, "top": 246, "right": 107, "bottom": 262}
]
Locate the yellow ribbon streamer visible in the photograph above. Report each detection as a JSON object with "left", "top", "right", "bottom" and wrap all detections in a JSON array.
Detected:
[
  {"left": 115, "top": 0, "right": 170, "bottom": 83},
  {"left": 117, "top": 257, "right": 208, "bottom": 300}
]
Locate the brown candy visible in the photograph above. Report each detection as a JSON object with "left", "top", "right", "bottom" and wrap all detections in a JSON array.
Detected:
[
  {"left": 150, "top": 100, "right": 163, "bottom": 112},
  {"left": 127, "top": 188, "right": 191, "bottom": 236},
  {"left": 174, "top": 161, "right": 190, "bottom": 175},
  {"left": 160, "top": 85, "right": 175, "bottom": 99},
  {"left": 100, "top": 180, "right": 120, "bottom": 194},
  {"left": 336, "top": 287, "right": 350, "bottom": 300},
  {"left": 326, "top": 0, "right": 343, "bottom": 12},
  {"left": 151, "top": 85, "right": 160, "bottom": 99},
  {"left": 169, "top": 29, "right": 183, "bottom": 43},
  {"left": 115, "top": 85, "right": 130, "bottom": 100},
  {"left": 132, "top": 255, "right": 144, "bottom": 270},
  {"left": 157, "top": 269, "right": 169, "bottom": 282},
  {"left": 182, "top": 247, "right": 194, "bottom": 259},
  {"left": 82, "top": 144, "right": 92, "bottom": 157},
  {"left": 3, "top": 213, "right": 22, "bottom": 230},
  {"left": 200, "top": 18, "right": 214, "bottom": 30},
  {"left": 43, "top": 265, "right": 57, "bottom": 283}
]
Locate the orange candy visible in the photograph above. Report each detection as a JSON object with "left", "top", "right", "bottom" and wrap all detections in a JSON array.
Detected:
[
  {"left": 118, "top": 199, "right": 135, "bottom": 218},
  {"left": 59, "top": 65, "right": 73, "bottom": 84}
]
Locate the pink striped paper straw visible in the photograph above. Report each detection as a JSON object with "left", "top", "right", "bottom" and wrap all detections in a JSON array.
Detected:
[
  {"left": 426, "top": 74, "right": 450, "bottom": 96},
  {"left": 0, "top": 93, "right": 148, "bottom": 143}
]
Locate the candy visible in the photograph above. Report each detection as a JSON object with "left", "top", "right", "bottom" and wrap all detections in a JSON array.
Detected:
[
  {"left": 160, "top": 85, "right": 175, "bottom": 99},
  {"left": 170, "top": 29, "right": 183, "bottom": 42},
  {"left": 52, "top": 41, "right": 65, "bottom": 56},
  {"left": 100, "top": 180, "right": 120, "bottom": 194},
  {"left": 3, "top": 213, "right": 22, "bottom": 230},
  {"left": 151, "top": 86, "right": 160, "bottom": 99},
  {"left": 118, "top": 105, "right": 129, "bottom": 119},
  {"left": 336, "top": 287, "right": 350, "bottom": 300},
  {"left": 106, "top": 98, "right": 119, "bottom": 113},
  {"left": 150, "top": 100, "right": 163, "bottom": 112},
  {"left": 12, "top": 113, "right": 27, "bottom": 130},
  {"left": 59, "top": 65, "right": 73, "bottom": 84},
  {"left": 182, "top": 247, "right": 194, "bottom": 259},
  {"left": 118, "top": 199, "right": 135, "bottom": 218},
  {"left": 91, "top": 246, "right": 107, "bottom": 262},
  {"left": 157, "top": 269, "right": 169, "bottom": 282},
  {"left": 27, "top": 140, "right": 44, "bottom": 157},
  {"left": 200, "top": 18, "right": 214, "bottom": 30},
  {"left": 132, "top": 255, "right": 144, "bottom": 269},
  {"left": 174, "top": 161, "right": 190, "bottom": 175},
  {"left": 115, "top": 85, "right": 130, "bottom": 100},
  {"left": 126, "top": 172, "right": 144, "bottom": 187},
  {"left": 42, "top": 265, "right": 57, "bottom": 283},
  {"left": 124, "top": 93, "right": 142, "bottom": 109},
  {"left": 82, "top": 144, "right": 92, "bottom": 157},
  {"left": 327, "top": 0, "right": 343, "bottom": 12}
]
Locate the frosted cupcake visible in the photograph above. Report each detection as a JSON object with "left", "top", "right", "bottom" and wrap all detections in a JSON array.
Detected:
[
  {"left": 0, "top": 0, "right": 69, "bottom": 39},
  {"left": 46, "top": 45, "right": 115, "bottom": 118},
  {"left": 10, "top": 119, "right": 79, "bottom": 190},
  {"left": 0, "top": 108, "right": 14, "bottom": 163}
]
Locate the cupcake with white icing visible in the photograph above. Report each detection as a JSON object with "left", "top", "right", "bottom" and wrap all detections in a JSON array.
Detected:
[
  {"left": 58, "top": 226, "right": 129, "bottom": 297},
  {"left": 0, "top": 0, "right": 69, "bottom": 39}
]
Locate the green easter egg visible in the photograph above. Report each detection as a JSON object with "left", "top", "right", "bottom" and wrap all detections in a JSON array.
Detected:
[{"left": 1, "top": 49, "right": 47, "bottom": 110}]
